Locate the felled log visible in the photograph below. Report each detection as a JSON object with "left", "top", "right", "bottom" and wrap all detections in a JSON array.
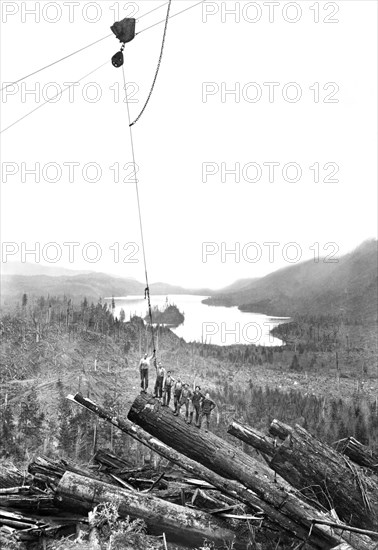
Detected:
[
  {"left": 94, "top": 449, "right": 134, "bottom": 471},
  {"left": 244, "top": 419, "right": 378, "bottom": 531},
  {"left": 0, "top": 494, "right": 57, "bottom": 513},
  {"left": 29, "top": 455, "right": 100, "bottom": 483},
  {"left": 29, "top": 455, "right": 114, "bottom": 489},
  {"left": 55, "top": 471, "right": 241, "bottom": 548},
  {"left": 67, "top": 393, "right": 329, "bottom": 548},
  {"left": 151, "top": 482, "right": 195, "bottom": 505},
  {"left": 128, "top": 393, "right": 376, "bottom": 550},
  {"left": 191, "top": 488, "right": 235, "bottom": 511},
  {"left": 266, "top": 422, "right": 378, "bottom": 531},
  {"left": 334, "top": 438, "right": 378, "bottom": 474},
  {"left": 271, "top": 421, "right": 378, "bottom": 516},
  {"left": 228, "top": 421, "right": 276, "bottom": 457},
  {"left": 15, "top": 523, "right": 78, "bottom": 542},
  {"left": 0, "top": 487, "right": 30, "bottom": 495},
  {"left": 0, "top": 509, "right": 40, "bottom": 530},
  {"left": 0, "top": 464, "right": 31, "bottom": 489},
  {"left": 269, "top": 419, "right": 292, "bottom": 440}
]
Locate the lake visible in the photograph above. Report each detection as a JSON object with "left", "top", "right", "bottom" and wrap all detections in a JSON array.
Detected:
[{"left": 110, "top": 294, "right": 289, "bottom": 347}]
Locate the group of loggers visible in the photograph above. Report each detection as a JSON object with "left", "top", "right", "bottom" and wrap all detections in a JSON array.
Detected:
[{"left": 139, "top": 353, "right": 216, "bottom": 429}]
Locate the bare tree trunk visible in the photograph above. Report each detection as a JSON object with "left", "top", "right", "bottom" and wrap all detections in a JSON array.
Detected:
[{"left": 56, "top": 472, "right": 240, "bottom": 548}]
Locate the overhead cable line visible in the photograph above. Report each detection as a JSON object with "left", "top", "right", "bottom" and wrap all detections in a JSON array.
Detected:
[
  {"left": 0, "top": 35, "right": 112, "bottom": 94},
  {"left": 1, "top": 0, "right": 208, "bottom": 134},
  {"left": 130, "top": 0, "right": 172, "bottom": 126},
  {"left": 0, "top": 2, "right": 170, "bottom": 94},
  {"left": 137, "top": 0, "right": 208, "bottom": 35},
  {"left": 0, "top": 60, "right": 109, "bottom": 134},
  {"left": 121, "top": 63, "right": 156, "bottom": 362}
]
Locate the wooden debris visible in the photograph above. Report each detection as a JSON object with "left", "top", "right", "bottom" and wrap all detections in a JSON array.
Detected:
[
  {"left": 67, "top": 392, "right": 328, "bottom": 548},
  {"left": 267, "top": 422, "right": 378, "bottom": 531},
  {"left": 232, "top": 418, "right": 378, "bottom": 533},
  {"left": 55, "top": 471, "right": 242, "bottom": 547},
  {"left": 128, "top": 392, "right": 376, "bottom": 550},
  {"left": 0, "top": 493, "right": 57, "bottom": 513},
  {"left": 334, "top": 438, "right": 378, "bottom": 475},
  {"left": 0, "top": 486, "right": 30, "bottom": 495},
  {"left": 88, "top": 510, "right": 101, "bottom": 550},
  {"left": 94, "top": 448, "right": 134, "bottom": 471},
  {"left": 0, "top": 463, "right": 31, "bottom": 489},
  {"left": 310, "top": 520, "right": 378, "bottom": 538}
]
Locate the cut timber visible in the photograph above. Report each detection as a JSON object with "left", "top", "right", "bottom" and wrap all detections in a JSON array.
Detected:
[
  {"left": 228, "top": 421, "right": 276, "bottom": 457},
  {"left": 334, "top": 438, "right": 378, "bottom": 475},
  {"left": 0, "top": 486, "right": 30, "bottom": 495},
  {"left": 128, "top": 392, "right": 376, "bottom": 550},
  {"left": 29, "top": 455, "right": 103, "bottom": 486},
  {"left": 269, "top": 419, "right": 293, "bottom": 440},
  {"left": 267, "top": 422, "right": 378, "bottom": 531},
  {"left": 67, "top": 393, "right": 329, "bottom": 549},
  {"left": 94, "top": 449, "right": 134, "bottom": 471},
  {"left": 0, "top": 494, "right": 57, "bottom": 513},
  {"left": 55, "top": 471, "right": 240, "bottom": 548},
  {"left": 191, "top": 488, "right": 234, "bottom": 511},
  {"left": 0, "top": 464, "right": 31, "bottom": 489},
  {"left": 29, "top": 455, "right": 114, "bottom": 489}
]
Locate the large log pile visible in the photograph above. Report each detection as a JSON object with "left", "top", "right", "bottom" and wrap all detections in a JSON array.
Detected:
[
  {"left": 3, "top": 391, "right": 377, "bottom": 550},
  {"left": 128, "top": 392, "right": 378, "bottom": 550},
  {"left": 0, "top": 452, "right": 244, "bottom": 548},
  {"left": 229, "top": 420, "right": 378, "bottom": 530}
]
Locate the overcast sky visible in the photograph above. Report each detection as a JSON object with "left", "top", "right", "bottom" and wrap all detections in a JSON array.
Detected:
[{"left": 1, "top": 0, "right": 377, "bottom": 288}]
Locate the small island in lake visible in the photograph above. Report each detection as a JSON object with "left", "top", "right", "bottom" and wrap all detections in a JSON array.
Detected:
[{"left": 144, "top": 301, "right": 185, "bottom": 327}]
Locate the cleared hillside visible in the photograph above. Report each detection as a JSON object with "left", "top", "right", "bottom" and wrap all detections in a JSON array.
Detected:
[{"left": 204, "top": 240, "right": 378, "bottom": 322}]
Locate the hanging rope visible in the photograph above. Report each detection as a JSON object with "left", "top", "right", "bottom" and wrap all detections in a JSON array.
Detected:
[
  {"left": 129, "top": 0, "right": 172, "bottom": 127},
  {"left": 121, "top": 64, "right": 157, "bottom": 366}
]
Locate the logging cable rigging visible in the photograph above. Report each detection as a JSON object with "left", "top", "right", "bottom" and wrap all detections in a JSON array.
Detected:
[
  {"left": 1, "top": 0, "right": 210, "bottom": 355},
  {"left": 1, "top": 0, "right": 207, "bottom": 134},
  {"left": 130, "top": 0, "right": 172, "bottom": 126},
  {"left": 121, "top": 63, "right": 156, "bottom": 361},
  {"left": 0, "top": 35, "right": 111, "bottom": 93},
  {"left": 137, "top": 0, "right": 207, "bottom": 35},
  {"left": 0, "top": 2, "right": 170, "bottom": 94},
  {"left": 0, "top": 60, "right": 109, "bottom": 134}
]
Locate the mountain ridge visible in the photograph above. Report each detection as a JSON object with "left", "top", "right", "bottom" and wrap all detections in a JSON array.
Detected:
[{"left": 204, "top": 239, "right": 378, "bottom": 322}]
